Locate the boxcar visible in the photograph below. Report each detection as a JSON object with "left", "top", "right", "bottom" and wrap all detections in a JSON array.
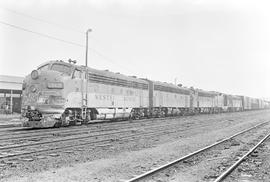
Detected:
[{"left": 224, "top": 95, "right": 243, "bottom": 112}]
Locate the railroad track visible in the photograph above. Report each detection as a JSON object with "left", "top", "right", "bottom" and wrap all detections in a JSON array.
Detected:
[
  {"left": 125, "top": 121, "right": 269, "bottom": 182},
  {"left": 3, "top": 114, "right": 254, "bottom": 161},
  {"left": 0, "top": 116, "right": 267, "bottom": 160},
  {"left": 0, "top": 115, "right": 189, "bottom": 137},
  {"left": 0, "top": 119, "right": 164, "bottom": 142},
  {"left": 0, "top": 110, "right": 264, "bottom": 150},
  {"left": 213, "top": 132, "right": 270, "bottom": 182},
  {"left": 0, "top": 114, "right": 249, "bottom": 147},
  {"left": 0, "top": 117, "right": 205, "bottom": 149},
  {"left": 0, "top": 112, "right": 267, "bottom": 162},
  {"left": 0, "top": 124, "right": 194, "bottom": 160},
  {"left": 0, "top": 118, "right": 209, "bottom": 160},
  {"left": 0, "top": 109, "right": 260, "bottom": 136},
  {"left": 0, "top": 117, "right": 186, "bottom": 144}
]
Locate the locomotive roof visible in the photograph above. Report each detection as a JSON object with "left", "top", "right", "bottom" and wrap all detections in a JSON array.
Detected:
[
  {"left": 84, "top": 66, "right": 149, "bottom": 84},
  {"left": 40, "top": 61, "right": 148, "bottom": 84},
  {"left": 196, "top": 89, "right": 218, "bottom": 97},
  {"left": 37, "top": 60, "right": 74, "bottom": 69},
  {"left": 37, "top": 61, "right": 52, "bottom": 68},
  {"left": 229, "top": 95, "right": 242, "bottom": 99},
  {"left": 152, "top": 80, "right": 191, "bottom": 91}
]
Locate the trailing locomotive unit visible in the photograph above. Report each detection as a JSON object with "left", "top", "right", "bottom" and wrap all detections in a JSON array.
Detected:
[
  {"left": 21, "top": 60, "right": 149, "bottom": 128},
  {"left": 146, "top": 80, "right": 191, "bottom": 117},
  {"left": 191, "top": 88, "right": 217, "bottom": 113}
]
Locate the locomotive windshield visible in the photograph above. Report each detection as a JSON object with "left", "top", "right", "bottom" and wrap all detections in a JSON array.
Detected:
[
  {"left": 51, "top": 63, "right": 72, "bottom": 76},
  {"left": 38, "top": 64, "right": 49, "bottom": 71}
]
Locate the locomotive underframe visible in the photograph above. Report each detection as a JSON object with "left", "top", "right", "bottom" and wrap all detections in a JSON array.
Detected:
[{"left": 22, "top": 104, "right": 252, "bottom": 128}]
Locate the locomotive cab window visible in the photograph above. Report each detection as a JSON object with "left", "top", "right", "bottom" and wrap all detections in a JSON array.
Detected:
[
  {"left": 73, "top": 69, "right": 82, "bottom": 79},
  {"left": 51, "top": 63, "right": 72, "bottom": 76},
  {"left": 38, "top": 64, "right": 49, "bottom": 71}
]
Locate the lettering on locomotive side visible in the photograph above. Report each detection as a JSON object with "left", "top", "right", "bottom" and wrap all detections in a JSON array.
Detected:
[
  {"left": 93, "top": 94, "right": 137, "bottom": 102},
  {"left": 95, "top": 94, "right": 114, "bottom": 101}
]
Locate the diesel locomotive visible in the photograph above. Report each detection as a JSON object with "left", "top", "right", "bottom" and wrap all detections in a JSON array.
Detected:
[{"left": 21, "top": 60, "right": 270, "bottom": 128}]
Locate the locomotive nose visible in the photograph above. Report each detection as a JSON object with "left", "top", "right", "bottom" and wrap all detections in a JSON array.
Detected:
[{"left": 22, "top": 70, "right": 65, "bottom": 107}]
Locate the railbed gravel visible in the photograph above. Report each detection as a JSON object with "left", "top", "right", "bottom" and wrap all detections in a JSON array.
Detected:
[
  {"left": 129, "top": 119, "right": 270, "bottom": 182},
  {"left": 223, "top": 135, "right": 270, "bottom": 182},
  {"left": 0, "top": 110, "right": 270, "bottom": 182}
]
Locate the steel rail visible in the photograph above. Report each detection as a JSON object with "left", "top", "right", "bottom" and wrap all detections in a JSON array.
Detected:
[
  {"left": 0, "top": 119, "right": 162, "bottom": 141},
  {"left": 0, "top": 109, "right": 263, "bottom": 135},
  {"left": 126, "top": 121, "right": 269, "bottom": 182},
  {"left": 0, "top": 109, "right": 261, "bottom": 139},
  {"left": 0, "top": 119, "right": 195, "bottom": 151},
  {"left": 214, "top": 132, "right": 270, "bottom": 182},
  {"left": 0, "top": 118, "right": 147, "bottom": 136},
  {"left": 0, "top": 124, "right": 187, "bottom": 159},
  {"left": 0, "top": 115, "right": 186, "bottom": 137},
  {"left": 0, "top": 116, "right": 221, "bottom": 149},
  {"left": 0, "top": 130, "right": 131, "bottom": 151},
  {"left": 1, "top": 115, "right": 261, "bottom": 144}
]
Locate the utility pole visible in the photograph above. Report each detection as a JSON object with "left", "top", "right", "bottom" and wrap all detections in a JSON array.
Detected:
[
  {"left": 82, "top": 29, "right": 92, "bottom": 121},
  {"left": 85, "top": 29, "right": 92, "bottom": 106}
]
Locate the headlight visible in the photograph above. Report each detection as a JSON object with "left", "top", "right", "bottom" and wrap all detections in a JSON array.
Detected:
[
  {"left": 31, "top": 70, "right": 39, "bottom": 80},
  {"left": 47, "top": 82, "right": 64, "bottom": 89},
  {"left": 30, "top": 85, "right": 37, "bottom": 92}
]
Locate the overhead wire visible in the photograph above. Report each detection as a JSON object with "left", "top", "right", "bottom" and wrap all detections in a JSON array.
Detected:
[
  {"left": 1, "top": 7, "right": 85, "bottom": 35},
  {"left": 0, "top": 7, "right": 104, "bottom": 46},
  {"left": 0, "top": 20, "right": 84, "bottom": 47},
  {"left": 0, "top": 20, "right": 137, "bottom": 73},
  {"left": 0, "top": 7, "right": 137, "bottom": 73}
]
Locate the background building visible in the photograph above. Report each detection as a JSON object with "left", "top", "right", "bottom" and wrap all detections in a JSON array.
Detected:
[{"left": 0, "top": 75, "right": 23, "bottom": 114}]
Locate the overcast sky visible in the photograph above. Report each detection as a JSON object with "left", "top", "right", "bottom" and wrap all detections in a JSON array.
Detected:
[{"left": 0, "top": 0, "right": 270, "bottom": 99}]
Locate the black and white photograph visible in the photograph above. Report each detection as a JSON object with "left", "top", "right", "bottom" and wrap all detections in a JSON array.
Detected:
[{"left": 0, "top": 0, "right": 270, "bottom": 181}]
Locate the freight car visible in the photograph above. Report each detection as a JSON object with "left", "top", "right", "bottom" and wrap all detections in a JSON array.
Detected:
[
  {"left": 241, "top": 96, "right": 262, "bottom": 110},
  {"left": 224, "top": 95, "right": 243, "bottom": 112},
  {"left": 21, "top": 60, "right": 269, "bottom": 128}
]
